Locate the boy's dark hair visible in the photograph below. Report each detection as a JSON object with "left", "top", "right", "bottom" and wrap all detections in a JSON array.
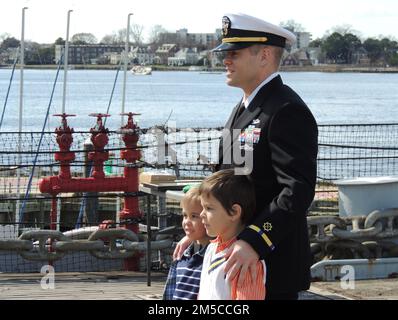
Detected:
[{"left": 199, "top": 169, "right": 256, "bottom": 225}]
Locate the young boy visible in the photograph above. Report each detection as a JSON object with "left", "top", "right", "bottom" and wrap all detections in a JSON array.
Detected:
[
  {"left": 163, "top": 186, "right": 211, "bottom": 300},
  {"left": 198, "top": 169, "right": 266, "bottom": 300}
]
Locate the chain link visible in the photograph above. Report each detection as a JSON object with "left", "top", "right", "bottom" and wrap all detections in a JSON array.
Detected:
[
  {"left": 87, "top": 228, "right": 139, "bottom": 259},
  {"left": 18, "top": 230, "right": 69, "bottom": 261},
  {"left": 364, "top": 208, "right": 398, "bottom": 238},
  {"left": 123, "top": 238, "right": 173, "bottom": 251},
  {"left": 307, "top": 216, "right": 346, "bottom": 243},
  {"left": 330, "top": 220, "right": 383, "bottom": 239},
  {"left": 55, "top": 239, "right": 104, "bottom": 252},
  {"left": 0, "top": 239, "right": 33, "bottom": 251}
]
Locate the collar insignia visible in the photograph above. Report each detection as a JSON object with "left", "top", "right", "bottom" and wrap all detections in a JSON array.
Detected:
[{"left": 263, "top": 222, "right": 272, "bottom": 232}]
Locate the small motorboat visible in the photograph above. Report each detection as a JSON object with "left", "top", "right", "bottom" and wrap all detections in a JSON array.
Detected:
[{"left": 131, "top": 65, "right": 152, "bottom": 75}]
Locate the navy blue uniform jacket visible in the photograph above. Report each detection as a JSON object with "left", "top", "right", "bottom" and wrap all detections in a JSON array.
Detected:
[{"left": 218, "top": 75, "right": 318, "bottom": 295}]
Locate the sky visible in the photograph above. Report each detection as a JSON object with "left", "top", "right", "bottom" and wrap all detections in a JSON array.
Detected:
[{"left": 1, "top": 0, "right": 397, "bottom": 44}]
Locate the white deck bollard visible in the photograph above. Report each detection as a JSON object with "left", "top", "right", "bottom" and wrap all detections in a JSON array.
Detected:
[{"left": 334, "top": 176, "right": 398, "bottom": 217}]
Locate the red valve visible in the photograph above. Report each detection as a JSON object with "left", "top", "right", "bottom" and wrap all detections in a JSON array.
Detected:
[
  {"left": 120, "top": 112, "right": 141, "bottom": 129},
  {"left": 89, "top": 113, "right": 110, "bottom": 132},
  {"left": 53, "top": 113, "right": 76, "bottom": 129},
  {"left": 53, "top": 113, "right": 76, "bottom": 179},
  {"left": 120, "top": 112, "right": 141, "bottom": 163},
  {"left": 88, "top": 113, "right": 110, "bottom": 178},
  {"left": 53, "top": 113, "right": 76, "bottom": 151},
  {"left": 99, "top": 220, "right": 116, "bottom": 229}
]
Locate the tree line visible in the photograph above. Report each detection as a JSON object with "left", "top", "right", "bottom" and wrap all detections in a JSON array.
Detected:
[
  {"left": 311, "top": 32, "right": 398, "bottom": 66},
  {"left": 1, "top": 22, "right": 398, "bottom": 66}
]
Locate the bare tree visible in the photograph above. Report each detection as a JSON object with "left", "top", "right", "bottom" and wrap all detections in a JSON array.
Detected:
[
  {"left": 149, "top": 25, "right": 167, "bottom": 44},
  {"left": 71, "top": 33, "right": 98, "bottom": 44},
  {"left": 117, "top": 29, "right": 127, "bottom": 43},
  {"left": 325, "top": 24, "right": 361, "bottom": 38},
  {"left": 131, "top": 24, "right": 144, "bottom": 45},
  {"left": 114, "top": 25, "right": 145, "bottom": 45},
  {"left": 280, "top": 20, "right": 305, "bottom": 32},
  {"left": 100, "top": 34, "right": 119, "bottom": 44}
]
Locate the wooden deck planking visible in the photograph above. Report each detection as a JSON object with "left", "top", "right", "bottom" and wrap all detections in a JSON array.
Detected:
[{"left": 0, "top": 272, "right": 166, "bottom": 300}]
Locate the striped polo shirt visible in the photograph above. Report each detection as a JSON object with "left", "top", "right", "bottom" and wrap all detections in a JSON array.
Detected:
[{"left": 172, "top": 243, "right": 208, "bottom": 300}]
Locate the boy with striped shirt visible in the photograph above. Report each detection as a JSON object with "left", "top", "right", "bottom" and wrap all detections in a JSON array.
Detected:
[
  {"left": 163, "top": 186, "right": 211, "bottom": 300},
  {"left": 198, "top": 169, "right": 266, "bottom": 300}
]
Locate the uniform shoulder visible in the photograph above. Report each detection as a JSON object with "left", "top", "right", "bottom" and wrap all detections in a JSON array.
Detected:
[{"left": 280, "top": 84, "right": 307, "bottom": 107}]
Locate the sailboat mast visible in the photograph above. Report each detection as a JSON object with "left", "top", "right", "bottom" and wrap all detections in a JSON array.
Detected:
[
  {"left": 62, "top": 10, "right": 73, "bottom": 114},
  {"left": 18, "top": 7, "right": 27, "bottom": 134},
  {"left": 121, "top": 13, "right": 133, "bottom": 126},
  {"left": 117, "top": 13, "right": 133, "bottom": 223},
  {"left": 16, "top": 6, "right": 28, "bottom": 226}
]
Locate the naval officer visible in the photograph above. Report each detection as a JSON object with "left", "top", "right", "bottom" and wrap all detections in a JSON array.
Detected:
[
  {"left": 214, "top": 13, "right": 318, "bottom": 300},
  {"left": 174, "top": 13, "right": 318, "bottom": 300}
]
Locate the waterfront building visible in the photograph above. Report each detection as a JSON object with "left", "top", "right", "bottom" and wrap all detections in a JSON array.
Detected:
[
  {"left": 130, "top": 46, "right": 155, "bottom": 65},
  {"left": 55, "top": 44, "right": 124, "bottom": 64},
  {"left": 154, "top": 44, "right": 178, "bottom": 65},
  {"left": 168, "top": 47, "right": 199, "bottom": 66},
  {"left": 159, "top": 29, "right": 220, "bottom": 49},
  {"left": 0, "top": 47, "right": 19, "bottom": 65},
  {"left": 291, "top": 32, "right": 312, "bottom": 51},
  {"left": 282, "top": 49, "right": 312, "bottom": 66}
]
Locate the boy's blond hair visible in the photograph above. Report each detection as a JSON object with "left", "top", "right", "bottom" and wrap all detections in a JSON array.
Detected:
[{"left": 180, "top": 186, "right": 201, "bottom": 209}]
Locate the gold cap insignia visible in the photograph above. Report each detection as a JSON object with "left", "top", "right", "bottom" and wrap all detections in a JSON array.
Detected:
[{"left": 222, "top": 16, "right": 231, "bottom": 37}]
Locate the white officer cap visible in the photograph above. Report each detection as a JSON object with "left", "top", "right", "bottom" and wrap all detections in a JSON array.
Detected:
[{"left": 213, "top": 13, "right": 296, "bottom": 51}]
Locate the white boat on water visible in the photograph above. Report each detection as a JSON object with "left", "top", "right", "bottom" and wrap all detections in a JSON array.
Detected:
[
  {"left": 188, "top": 66, "right": 204, "bottom": 72},
  {"left": 199, "top": 70, "right": 224, "bottom": 74},
  {"left": 131, "top": 65, "right": 152, "bottom": 75}
]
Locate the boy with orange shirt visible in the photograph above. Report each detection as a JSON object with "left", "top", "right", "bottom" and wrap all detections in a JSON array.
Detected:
[{"left": 198, "top": 169, "right": 266, "bottom": 300}]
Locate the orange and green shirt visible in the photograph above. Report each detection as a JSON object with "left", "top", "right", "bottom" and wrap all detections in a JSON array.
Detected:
[{"left": 198, "top": 236, "right": 266, "bottom": 300}]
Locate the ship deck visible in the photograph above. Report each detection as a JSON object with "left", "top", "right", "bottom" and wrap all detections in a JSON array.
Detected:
[{"left": 1, "top": 272, "right": 397, "bottom": 300}]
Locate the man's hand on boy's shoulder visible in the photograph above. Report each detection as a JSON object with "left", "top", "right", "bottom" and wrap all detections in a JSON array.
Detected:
[
  {"left": 173, "top": 236, "right": 192, "bottom": 260},
  {"left": 224, "top": 240, "right": 259, "bottom": 287}
]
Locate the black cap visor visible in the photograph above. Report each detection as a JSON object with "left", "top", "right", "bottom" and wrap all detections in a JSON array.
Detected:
[
  {"left": 212, "top": 41, "right": 259, "bottom": 52},
  {"left": 212, "top": 28, "right": 287, "bottom": 51}
]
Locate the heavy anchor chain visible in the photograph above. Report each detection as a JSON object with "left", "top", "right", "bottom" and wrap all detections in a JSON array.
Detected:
[
  {"left": 0, "top": 228, "right": 175, "bottom": 262},
  {"left": 308, "top": 208, "right": 398, "bottom": 242},
  {"left": 16, "top": 230, "right": 105, "bottom": 261},
  {"left": 6, "top": 209, "right": 395, "bottom": 262},
  {"left": 308, "top": 208, "right": 398, "bottom": 259}
]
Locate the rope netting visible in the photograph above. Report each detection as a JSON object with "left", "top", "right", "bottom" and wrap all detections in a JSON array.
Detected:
[{"left": 1, "top": 123, "right": 398, "bottom": 272}]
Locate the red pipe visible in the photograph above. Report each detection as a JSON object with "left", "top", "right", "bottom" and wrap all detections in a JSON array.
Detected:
[
  {"left": 39, "top": 176, "right": 137, "bottom": 195},
  {"left": 50, "top": 196, "right": 57, "bottom": 230},
  {"left": 119, "top": 112, "right": 142, "bottom": 270}
]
